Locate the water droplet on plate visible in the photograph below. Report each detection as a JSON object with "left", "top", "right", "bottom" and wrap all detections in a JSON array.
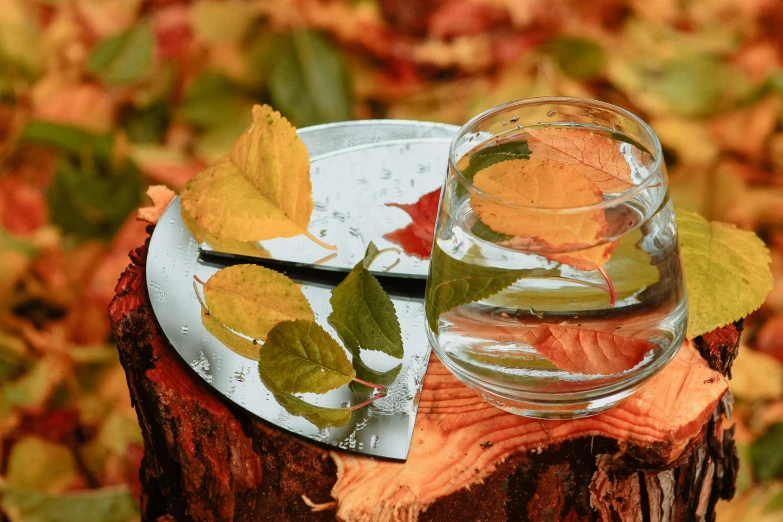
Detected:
[
  {"left": 181, "top": 326, "right": 189, "bottom": 334},
  {"left": 371, "top": 434, "right": 380, "bottom": 448},
  {"left": 509, "top": 116, "right": 519, "bottom": 123},
  {"left": 547, "top": 109, "right": 557, "bottom": 117}
]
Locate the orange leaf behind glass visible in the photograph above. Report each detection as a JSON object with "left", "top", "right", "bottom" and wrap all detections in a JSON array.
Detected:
[
  {"left": 523, "top": 325, "right": 655, "bottom": 375},
  {"left": 524, "top": 127, "right": 635, "bottom": 193}
]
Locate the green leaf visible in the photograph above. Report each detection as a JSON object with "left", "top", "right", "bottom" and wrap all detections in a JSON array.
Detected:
[
  {"left": 0, "top": 331, "right": 27, "bottom": 381},
  {"left": 180, "top": 72, "right": 253, "bottom": 130},
  {"left": 0, "top": 227, "right": 37, "bottom": 257},
  {"left": 20, "top": 121, "right": 113, "bottom": 160},
  {"left": 6, "top": 437, "right": 79, "bottom": 493},
  {"left": 470, "top": 219, "right": 513, "bottom": 243},
  {"left": 191, "top": 0, "right": 258, "bottom": 44},
  {"left": 203, "top": 316, "right": 351, "bottom": 428},
  {"left": 0, "top": 485, "right": 139, "bottom": 522},
  {"left": 46, "top": 158, "right": 143, "bottom": 242},
  {"left": 645, "top": 56, "right": 738, "bottom": 117},
  {"left": 460, "top": 141, "right": 531, "bottom": 183},
  {"left": 751, "top": 423, "right": 783, "bottom": 482},
  {"left": 259, "top": 320, "right": 355, "bottom": 394},
  {"left": 328, "top": 243, "right": 403, "bottom": 359},
  {"left": 200, "top": 264, "right": 313, "bottom": 342},
  {"left": 268, "top": 31, "right": 352, "bottom": 127},
  {"left": 425, "top": 243, "right": 533, "bottom": 334},
  {"left": 87, "top": 20, "right": 154, "bottom": 85},
  {"left": 676, "top": 208, "right": 773, "bottom": 338},
  {"left": 121, "top": 101, "right": 171, "bottom": 144},
  {"left": 544, "top": 37, "right": 607, "bottom": 80}
]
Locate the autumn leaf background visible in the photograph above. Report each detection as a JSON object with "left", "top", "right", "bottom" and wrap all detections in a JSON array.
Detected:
[{"left": 1, "top": 0, "right": 783, "bottom": 519}]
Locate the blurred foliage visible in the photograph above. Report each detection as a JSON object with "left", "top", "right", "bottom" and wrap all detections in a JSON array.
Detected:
[{"left": 0, "top": 0, "right": 783, "bottom": 520}]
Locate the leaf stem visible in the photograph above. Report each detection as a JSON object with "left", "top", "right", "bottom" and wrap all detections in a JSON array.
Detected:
[
  {"left": 348, "top": 393, "right": 386, "bottom": 411},
  {"left": 351, "top": 377, "right": 385, "bottom": 390},
  {"left": 598, "top": 266, "right": 616, "bottom": 307},
  {"left": 193, "top": 275, "right": 207, "bottom": 286},
  {"left": 304, "top": 230, "right": 337, "bottom": 251}
]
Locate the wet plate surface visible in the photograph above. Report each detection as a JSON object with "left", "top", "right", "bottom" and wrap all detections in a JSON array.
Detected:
[{"left": 146, "top": 120, "right": 457, "bottom": 460}]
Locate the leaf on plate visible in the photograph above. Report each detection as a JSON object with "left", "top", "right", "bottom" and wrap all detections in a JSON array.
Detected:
[
  {"left": 383, "top": 188, "right": 440, "bottom": 259},
  {"left": 751, "top": 422, "right": 783, "bottom": 482},
  {"left": 677, "top": 208, "right": 773, "bottom": 338},
  {"left": 87, "top": 19, "right": 155, "bottom": 85},
  {"left": 524, "top": 126, "right": 635, "bottom": 193},
  {"left": 200, "top": 313, "right": 351, "bottom": 427},
  {"left": 328, "top": 242, "right": 403, "bottom": 359},
  {"left": 182, "top": 206, "right": 270, "bottom": 259},
  {"left": 0, "top": 485, "right": 139, "bottom": 522},
  {"left": 258, "top": 320, "right": 355, "bottom": 394},
  {"left": 181, "top": 105, "right": 332, "bottom": 248},
  {"left": 198, "top": 264, "right": 313, "bottom": 342},
  {"left": 426, "top": 243, "right": 533, "bottom": 334},
  {"left": 470, "top": 158, "right": 617, "bottom": 302},
  {"left": 200, "top": 302, "right": 260, "bottom": 361},
  {"left": 523, "top": 325, "right": 655, "bottom": 375}
]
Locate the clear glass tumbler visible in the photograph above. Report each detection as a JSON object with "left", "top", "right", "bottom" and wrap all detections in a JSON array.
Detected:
[{"left": 425, "top": 97, "right": 687, "bottom": 419}]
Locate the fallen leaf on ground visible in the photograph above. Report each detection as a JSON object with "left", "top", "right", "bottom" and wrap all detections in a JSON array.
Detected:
[
  {"left": 383, "top": 189, "right": 440, "bottom": 259},
  {"left": 136, "top": 185, "right": 176, "bottom": 224}
]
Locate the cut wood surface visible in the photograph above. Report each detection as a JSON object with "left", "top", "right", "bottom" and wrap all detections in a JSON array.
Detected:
[{"left": 109, "top": 232, "right": 739, "bottom": 521}]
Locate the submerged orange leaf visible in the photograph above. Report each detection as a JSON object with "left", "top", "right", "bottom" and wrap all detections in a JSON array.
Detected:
[
  {"left": 523, "top": 325, "right": 655, "bottom": 375},
  {"left": 471, "top": 158, "right": 617, "bottom": 302},
  {"left": 524, "top": 127, "right": 635, "bottom": 193}
]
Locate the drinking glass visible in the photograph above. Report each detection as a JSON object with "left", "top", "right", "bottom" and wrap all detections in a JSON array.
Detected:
[{"left": 424, "top": 97, "right": 687, "bottom": 419}]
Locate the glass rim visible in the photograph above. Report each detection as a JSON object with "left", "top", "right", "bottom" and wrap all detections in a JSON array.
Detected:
[{"left": 449, "top": 96, "right": 665, "bottom": 213}]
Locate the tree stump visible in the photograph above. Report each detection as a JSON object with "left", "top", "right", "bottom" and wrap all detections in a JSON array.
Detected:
[{"left": 109, "top": 232, "right": 739, "bottom": 522}]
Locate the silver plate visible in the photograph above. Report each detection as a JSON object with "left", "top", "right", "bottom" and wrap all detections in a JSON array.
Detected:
[{"left": 147, "top": 120, "right": 458, "bottom": 460}]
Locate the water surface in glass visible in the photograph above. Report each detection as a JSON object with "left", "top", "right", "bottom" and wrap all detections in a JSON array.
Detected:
[{"left": 425, "top": 100, "right": 687, "bottom": 418}]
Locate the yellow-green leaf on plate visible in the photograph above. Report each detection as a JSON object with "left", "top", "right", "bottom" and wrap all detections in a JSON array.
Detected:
[
  {"left": 183, "top": 206, "right": 270, "bottom": 259},
  {"left": 328, "top": 242, "right": 403, "bottom": 359},
  {"left": 677, "top": 208, "right": 773, "bottom": 338},
  {"left": 200, "top": 264, "right": 313, "bottom": 342},
  {"left": 181, "top": 104, "right": 317, "bottom": 244},
  {"left": 259, "top": 320, "right": 355, "bottom": 394}
]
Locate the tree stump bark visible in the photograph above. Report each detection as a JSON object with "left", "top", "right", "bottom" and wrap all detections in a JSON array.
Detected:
[{"left": 109, "top": 232, "right": 739, "bottom": 522}]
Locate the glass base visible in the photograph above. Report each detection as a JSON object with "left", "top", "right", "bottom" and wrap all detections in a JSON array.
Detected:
[{"left": 431, "top": 338, "right": 682, "bottom": 420}]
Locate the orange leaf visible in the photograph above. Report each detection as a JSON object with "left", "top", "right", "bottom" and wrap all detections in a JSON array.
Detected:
[
  {"left": 524, "top": 127, "right": 635, "bottom": 193},
  {"left": 136, "top": 185, "right": 176, "bottom": 225},
  {"left": 524, "top": 325, "right": 655, "bottom": 375},
  {"left": 471, "top": 158, "right": 617, "bottom": 303}
]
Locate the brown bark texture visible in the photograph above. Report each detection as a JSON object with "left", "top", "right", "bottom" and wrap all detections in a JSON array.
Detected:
[{"left": 108, "top": 233, "right": 739, "bottom": 522}]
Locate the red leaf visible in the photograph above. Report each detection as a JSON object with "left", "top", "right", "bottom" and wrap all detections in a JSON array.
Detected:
[
  {"left": 383, "top": 189, "right": 440, "bottom": 259},
  {"left": 524, "top": 325, "right": 655, "bottom": 375}
]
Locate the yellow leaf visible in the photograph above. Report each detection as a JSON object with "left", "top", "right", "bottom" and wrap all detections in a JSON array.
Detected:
[
  {"left": 524, "top": 126, "right": 636, "bottom": 193},
  {"left": 181, "top": 105, "right": 332, "bottom": 248},
  {"left": 182, "top": 206, "right": 270, "bottom": 259},
  {"left": 471, "top": 158, "right": 617, "bottom": 302},
  {"left": 197, "top": 264, "right": 314, "bottom": 342}
]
